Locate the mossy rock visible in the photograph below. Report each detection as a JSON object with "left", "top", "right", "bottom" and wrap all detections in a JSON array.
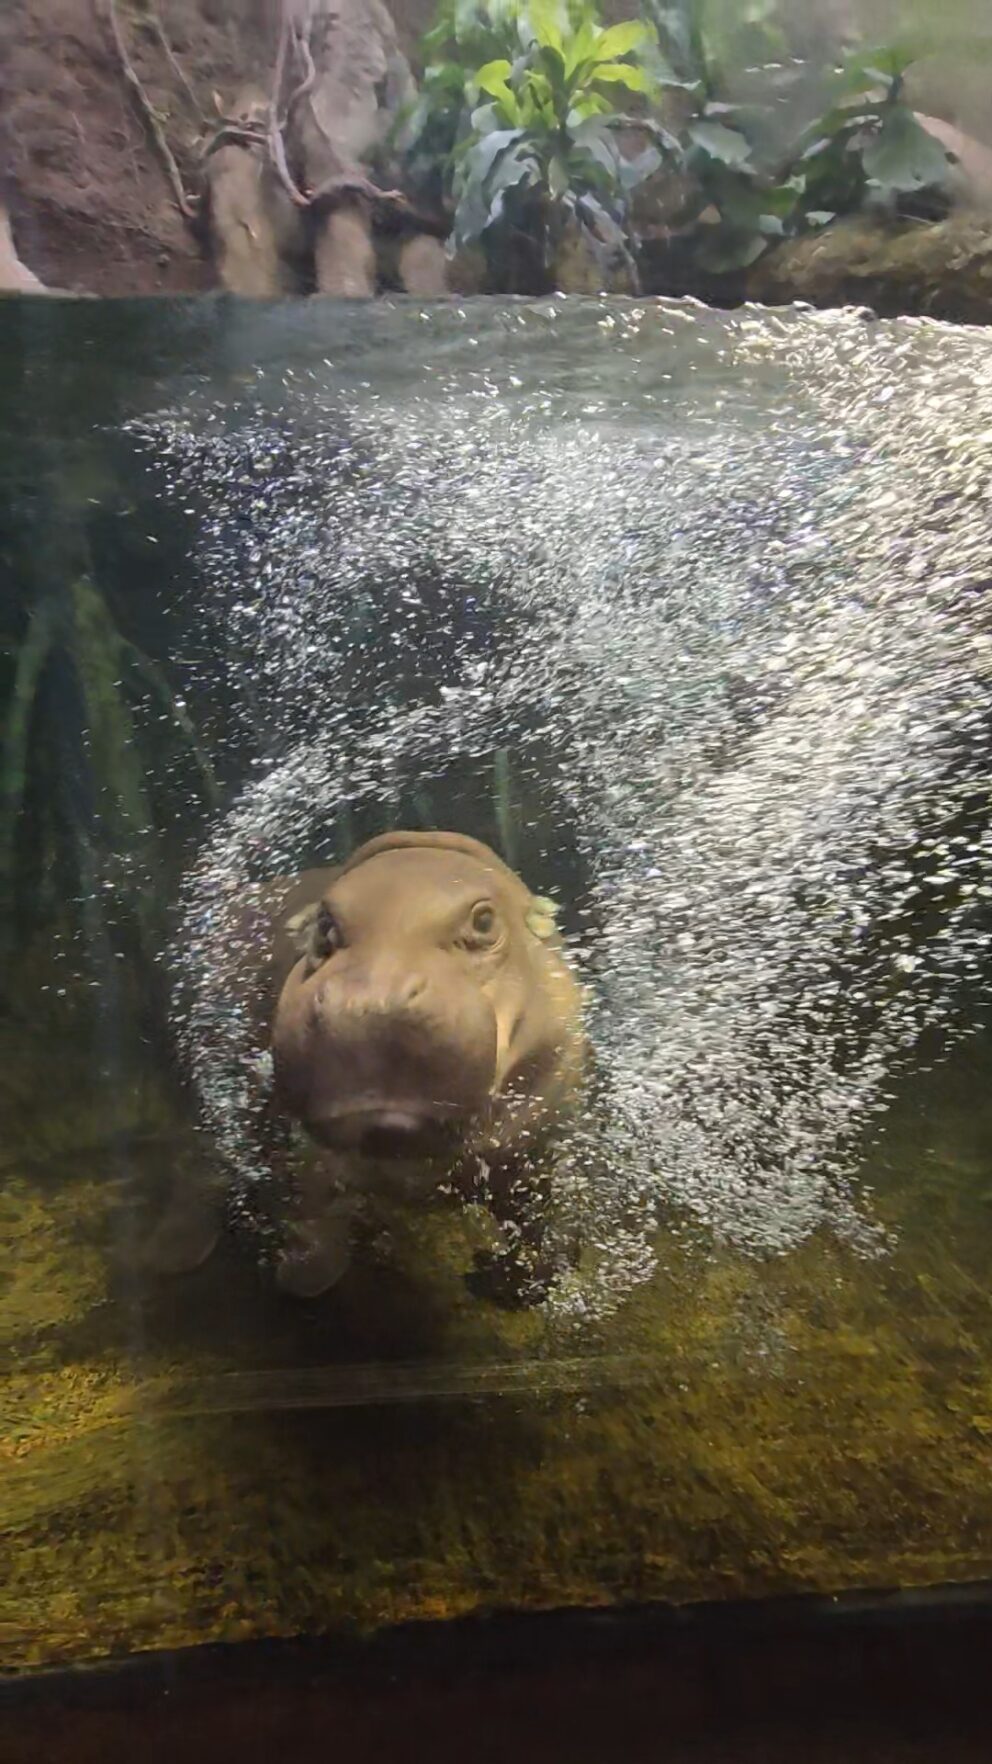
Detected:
[
  {"left": 0, "top": 1178, "right": 110, "bottom": 1349},
  {"left": 748, "top": 214, "right": 992, "bottom": 326}
]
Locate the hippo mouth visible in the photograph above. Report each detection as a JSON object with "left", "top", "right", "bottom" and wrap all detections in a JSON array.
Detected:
[{"left": 306, "top": 1103, "right": 473, "bottom": 1160}]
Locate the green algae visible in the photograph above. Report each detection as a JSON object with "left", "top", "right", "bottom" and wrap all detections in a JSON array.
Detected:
[
  {"left": 3, "top": 1037, "right": 992, "bottom": 1673},
  {"left": 0, "top": 1181, "right": 108, "bottom": 1348}
]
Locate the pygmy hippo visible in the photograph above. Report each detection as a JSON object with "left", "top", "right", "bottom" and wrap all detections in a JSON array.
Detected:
[
  {"left": 150, "top": 830, "right": 588, "bottom": 1304},
  {"left": 269, "top": 831, "right": 587, "bottom": 1299}
]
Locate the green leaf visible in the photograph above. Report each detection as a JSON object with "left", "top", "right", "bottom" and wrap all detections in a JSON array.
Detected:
[
  {"left": 805, "top": 209, "right": 835, "bottom": 227},
  {"left": 840, "top": 42, "right": 917, "bottom": 89},
  {"left": 564, "top": 21, "right": 598, "bottom": 75},
  {"left": 760, "top": 179, "right": 804, "bottom": 216},
  {"left": 567, "top": 93, "right": 612, "bottom": 120},
  {"left": 644, "top": 0, "right": 703, "bottom": 83},
  {"left": 517, "top": 67, "right": 555, "bottom": 126},
  {"left": 121, "top": 643, "right": 218, "bottom": 808},
  {"left": 454, "top": 178, "right": 493, "bottom": 245},
  {"left": 536, "top": 43, "right": 568, "bottom": 90},
  {"left": 590, "top": 20, "right": 653, "bottom": 60},
  {"left": 863, "top": 107, "right": 952, "bottom": 194},
  {"left": 590, "top": 63, "right": 653, "bottom": 92},
  {"left": 466, "top": 126, "right": 525, "bottom": 177},
  {"left": 564, "top": 55, "right": 595, "bottom": 92},
  {"left": 619, "top": 144, "right": 662, "bottom": 191},
  {"left": 71, "top": 579, "right": 153, "bottom": 843},
  {"left": 454, "top": 0, "right": 484, "bottom": 44},
  {"left": 474, "top": 58, "right": 514, "bottom": 96},
  {"left": 688, "top": 119, "right": 752, "bottom": 166},
  {"left": 454, "top": 122, "right": 526, "bottom": 230},
  {"left": 486, "top": 140, "right": 541, "bottom": 225},
  {"left": 570, "top": 117, "right": 621, "bottom": 177},
  {"left": 469, "top": 96, "right": 518, "bottom": 130},
  {"left": 471, "top": 72, "right": 518, "bottom": 118},
  {"left": 577, "top": 191, "right": 626, "bottom": 246},
  {"left": 638, "top": 36, "right": 693, "bottom": 90},
  {"left": 424, "top": 60, "right": 468, "bottom": 92},
  {"left": 524, "top": 0, "right": 565, "bottom": 51},
  {"left": 489, "top": 140, "right": 540, "bottom": 194},
  {"left": 0, "top": 596, "right": 61, "bottom": 892}
]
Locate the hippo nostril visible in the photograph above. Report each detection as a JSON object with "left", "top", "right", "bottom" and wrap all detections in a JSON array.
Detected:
[{"left": 400, "top": 973, "right": 428, "bottom": 1007}]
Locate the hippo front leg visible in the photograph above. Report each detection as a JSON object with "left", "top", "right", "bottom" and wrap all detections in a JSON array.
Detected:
[
  {"left": 466, "top": 1162, "right": 574, "bottom": 1310},
  {"left": 275, "top": 1155, "right": 362, "bottom": 1299},
  {"left": 139, "top": 1151, "right": 224, "bottom": 1275}
]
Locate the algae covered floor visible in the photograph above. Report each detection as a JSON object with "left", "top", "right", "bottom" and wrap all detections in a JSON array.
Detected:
[{"left": 3, "top": 1028, "right": 992, "bottom": 1674}]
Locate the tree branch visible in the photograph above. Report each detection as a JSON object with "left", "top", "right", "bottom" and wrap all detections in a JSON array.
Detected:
[
  {"left": 269, "top": 2, "right": 310, "bottom": 207},
  {"left": 146, "top": 6, "right": 205, "bottom": 123},
  {"left": 98, "top": 0, "right": 199, "bottom": 222}
]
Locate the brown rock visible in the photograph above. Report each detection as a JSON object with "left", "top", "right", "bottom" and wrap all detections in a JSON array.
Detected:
[
  {"left": 553, "top": 217, "right": 636, "bottom": 296},
  {"left": 914, "top": 115, "right": 992, "bottom": 210},
  {"left": 286, "top": 0, "right": 416, "bottom": 297},
  {"left": 314, "top": 201, "right": 377, "bottom": 297},
  {"left": 205, "top": 144, "right": 306, "bottom": 298},
  {"left": 396, "top": 232, "right": 448, "bottom": 296},
  {"left": 0, "top": 205, "right": 47, "bottom": 291},
  {"left": 444, "top": 243, "right": 489, "bottom": 296}
]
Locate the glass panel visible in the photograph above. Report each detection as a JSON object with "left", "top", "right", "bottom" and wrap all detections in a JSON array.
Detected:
[{"left": 2, "top": 294, "right": 991, "bottom": 1671}]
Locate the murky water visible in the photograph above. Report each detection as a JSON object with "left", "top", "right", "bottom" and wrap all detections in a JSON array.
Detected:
[{"left": 2, "top": 294, "right": 991, "bottom": 1669}]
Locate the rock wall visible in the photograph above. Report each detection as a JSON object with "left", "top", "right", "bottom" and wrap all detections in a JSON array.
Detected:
[
  {"left": 0, "top": 0, "right": 437, "bottom": 296},
  {"left": 4, "top": 0, "right": 992, "bottom": 318}
]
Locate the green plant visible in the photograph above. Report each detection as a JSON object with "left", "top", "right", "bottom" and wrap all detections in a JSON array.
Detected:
[
  {"left": 400, "top": 0, "right": 664, "bottom": 283},
  {"left": 637, "top": 3, "right": 957, "bottom": 271},
  {"left": 794, "top": 45, "right": 956, "bottom": 228},
  {"left": 0, "top": 526, "right": 218, "bottom": 980},
  {"left": 405, "top": 0, "right": 957, "bottom": 287}
]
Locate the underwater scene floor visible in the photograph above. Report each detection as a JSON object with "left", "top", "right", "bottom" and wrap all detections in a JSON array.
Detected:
[{"left": 3, "top": 1028, "right": 992, "bottom": 1672}]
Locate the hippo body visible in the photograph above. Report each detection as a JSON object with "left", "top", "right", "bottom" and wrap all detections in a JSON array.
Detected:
[{"left": 154, "top": 832, "right": 587, "bottom": 1304}]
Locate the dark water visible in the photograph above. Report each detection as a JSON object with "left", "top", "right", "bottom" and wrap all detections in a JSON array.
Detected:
[{"left": 1, "top": 293, "right": 991, "bottom": 1672}]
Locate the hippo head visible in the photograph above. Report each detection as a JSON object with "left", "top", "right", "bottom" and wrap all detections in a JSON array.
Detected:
[{"left": 270, "top": 831, "right": 583, "bottom": 1166}]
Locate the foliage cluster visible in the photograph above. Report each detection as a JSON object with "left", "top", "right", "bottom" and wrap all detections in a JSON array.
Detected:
[
  {"left": 644, "top": 11, "right": 958, "bottom": 272},
  {"left": 399, "top": 0, "right": 663, "bottom": 281},
  {"left": 400, "top": 0, "right": 959, "bottom": 286}
]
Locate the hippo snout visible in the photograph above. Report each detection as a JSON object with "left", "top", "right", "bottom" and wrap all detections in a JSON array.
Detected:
[
  {"left": 310, "top": 961, "right": 431, "bottom": 1024},
  {"left": 308, "top": 1105, "right": 466, "bottom": 1160},
  {"left": 273, "top": 950, "right": 500, "bottom": 1154}
]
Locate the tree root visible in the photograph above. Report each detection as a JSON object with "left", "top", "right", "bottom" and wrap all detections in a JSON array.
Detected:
[
  {"left": 308, "top": 172, "right": 404, "bottom": 210},
  {"left": 284, "top": 12, "right": 319, "bottom": 127},
  {"left": 145, "top": 5, "right": 205, "bottom": 123},
  {"left": 269, "top": 1, "right": 310, "bottom": 208},
  {"left": 201, "top": 120, "right": 268, "bottom": 159},
  {"left": 99, "top": 0, "right": 450, "bottom": 283},
  {"left": 98, "top": 0, "right": 199, "bottom": 222},
  {"left": 266, "top": 2, "right": 440, "bottom": 230}
]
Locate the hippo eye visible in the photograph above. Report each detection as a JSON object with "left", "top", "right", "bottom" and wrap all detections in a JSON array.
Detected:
[
  {"left": 461, "top": 902, "right": 499, "bottom": 947},
  {"left": 311, "top": 907, "right": 341, "bottom": 964}
]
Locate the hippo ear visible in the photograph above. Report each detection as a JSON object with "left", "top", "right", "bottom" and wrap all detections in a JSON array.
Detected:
[
  {"left": 526, "top": 895, "right": 559, "bottom": 941},
  {"left": 284, "top": 900, "right": 321, "bottom": 956}
]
